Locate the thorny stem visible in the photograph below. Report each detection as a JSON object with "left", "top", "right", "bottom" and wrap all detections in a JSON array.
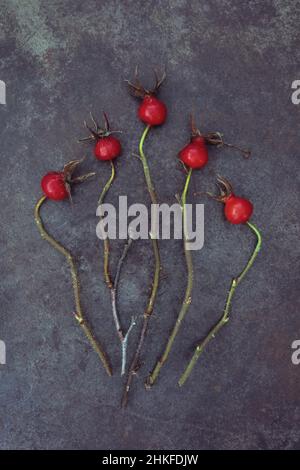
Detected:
[
  {"left": 121, "top": 125, "right": 161, "bottom": 408},
  {"left": 98, "top": 162, "right": 135, "bottom": 375},
  {"left": 146, "top": 168, "right": 193, "bottom": 387},
  {"left": 34, "top": 195, "right": 112, "bottom": 376},
  {"left": 178, "top": 221, "right": 262, "bottom": 386}
]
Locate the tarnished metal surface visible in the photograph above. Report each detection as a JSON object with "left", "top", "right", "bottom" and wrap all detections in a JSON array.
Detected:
[{"left": 0, "top": 0, "right": 299, "bottom": 449}]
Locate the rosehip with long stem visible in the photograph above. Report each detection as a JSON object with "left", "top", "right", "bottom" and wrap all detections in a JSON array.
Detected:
[
  {"left": 121, "top": 69, "right": 166, "bottom": 408},
  {"left": 178, "top": 176, "right": 262, "bottom": 386},
  {"left": 35, "top": 159, "right": 112, "bottom": 377},
  {"left": 80, "top": 113, "right": 135, "bottom": 376},
  {"left": 146, "top": 116, "right": 250, "bottom": 388}
]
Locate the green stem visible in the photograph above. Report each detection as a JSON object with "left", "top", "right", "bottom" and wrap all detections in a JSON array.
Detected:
[
  {"left": 178, "top": 221, "right": 262, "bottom": 386},
  {"left": 139, "top": 125, "right": 158, "bottom": 204},
  {"left": 121, "top": 125, "right": 161, "bottom": 408},
  {"left": 98, "top": 161, "right": 115, "bottom": 288},
  {"left": 34, "top": 195, "right": 112, "bottom": 376},
  {"left": 98, "top": 160, "right": 116, "bottom": 206},
  {"left": 146, "top": 168, "right": 193, "bottom": 387},
  {"left": 236, "top": 222, "right": 262, "bottom": 283}
]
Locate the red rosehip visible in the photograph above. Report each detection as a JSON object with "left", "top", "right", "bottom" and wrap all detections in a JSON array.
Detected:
[
  {"left": 94, "top": 135, "right": 122, "bottom": 161},
  {"left": 41, "top": 172, "right": 68, "bottom": 201},
  {"left": 127, "top": 69, "right": 167, "bottom": 126},
  {"left": 211, "top": 177, "right": 253, "bottom": 224},
  {"left": 224, "top": 194, "right": 253, "bottom": 224},
  {"left": 179, "top": 136, "right": 209, "bottom": 169},
  {"left": 79, "top": 113, "right": 122, "bottom": 162},
  {"left": 138, "top": 95, "right": 167, "bottom": 126}
]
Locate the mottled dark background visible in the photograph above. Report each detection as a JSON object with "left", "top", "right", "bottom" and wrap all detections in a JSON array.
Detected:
[{"left": 0, "top": 0, "right": 299, "bottom": 450}]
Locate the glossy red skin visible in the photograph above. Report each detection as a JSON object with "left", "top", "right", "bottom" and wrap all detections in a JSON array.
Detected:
[
  {"left": 138, "top": 95, "right": 167, "bottom": 126},
  {"left": 94, "top": 136, "right": 122, "bottom": 161},
  {"left": 179, "top": 136, "right": 209, "bottom": 169},
  {"left": 224, "top": 195, "right": 253, "bottom": 224},
  {"left": 41, "top": 172, "right": 68, "bottom": 201}
]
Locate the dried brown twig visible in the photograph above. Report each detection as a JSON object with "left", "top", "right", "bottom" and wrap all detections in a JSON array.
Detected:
[{"left": 98, "top": 161, "right": 136, "bottom": 375}]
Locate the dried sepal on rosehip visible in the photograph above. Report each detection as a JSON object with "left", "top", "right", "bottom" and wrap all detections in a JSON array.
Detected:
[
  {"left": 126, "top": 67, "right": 167, "bottom": 126},
  {"left": 179, "top": 115, "right": 250, "bottom": 170},
  {"left": 191, "top": 113, "right": 251, "bottom": 158},
  {"left": 79, "top": 112, "right": 122, "bottom": 161},
  {"left": 41, "top": 158, "right": 95, "bottom": 202},
  {"left": 208, "top": 176, "right": 253, "bottom": 224},
  {"left": 179, "top": 116, "right": 209, "bottom": 170}
]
